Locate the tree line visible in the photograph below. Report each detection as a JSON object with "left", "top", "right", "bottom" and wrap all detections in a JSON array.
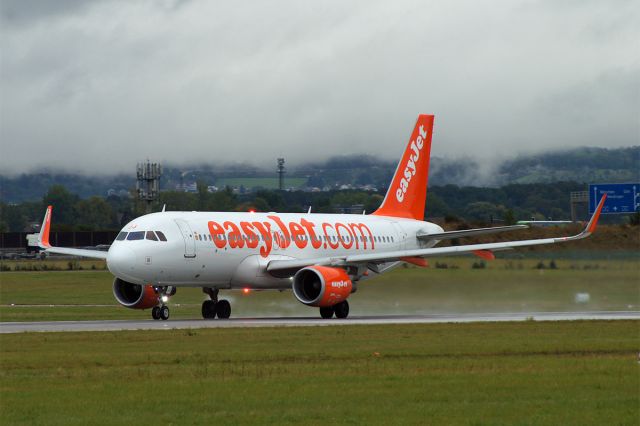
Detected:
[{"left": 1, "top": 180, "right": 633, "bottom": 233}]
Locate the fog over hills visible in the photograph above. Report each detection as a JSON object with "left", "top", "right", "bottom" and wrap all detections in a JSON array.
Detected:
[
  {"left": 1, "top": 146, "right": 637, "bottom": 203},
  {"left": 1, "top": 1, "right": 638, "bottom": 176}
]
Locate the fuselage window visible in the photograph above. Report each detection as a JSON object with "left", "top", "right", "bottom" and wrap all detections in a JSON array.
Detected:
[
  {"left": 127, "top": 231, "right": 145, "bottom": 240},
  {"left": 156, "top": 231, "right": 168, "bottom": 241},
  {"left": 116, "top": 232, "right": 127, "bottom": 241},
  {"left": 146, "top": 231, "right": 158, "bottom": 241}
]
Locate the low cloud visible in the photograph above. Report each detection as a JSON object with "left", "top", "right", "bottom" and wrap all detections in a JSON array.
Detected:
[{"left": 1, "top": 0, "right": 638, "bottom": 175}]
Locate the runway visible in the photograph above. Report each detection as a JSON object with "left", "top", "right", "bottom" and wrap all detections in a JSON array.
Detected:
[{"left": 1, "top": 311, "right": 638, "bottom": 333}]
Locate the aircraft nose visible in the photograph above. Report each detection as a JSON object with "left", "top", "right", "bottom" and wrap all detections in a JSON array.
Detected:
[{"left": 107, "top": 246, "right": 137, "bottom": 279}]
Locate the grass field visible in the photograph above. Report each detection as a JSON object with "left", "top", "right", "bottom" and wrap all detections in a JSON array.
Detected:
[
  {"left": 1, "top": 321, "right": 638, "bottom": 425},
  {"left": 1, "top": 257, "right": 638, "bottom": 321}
]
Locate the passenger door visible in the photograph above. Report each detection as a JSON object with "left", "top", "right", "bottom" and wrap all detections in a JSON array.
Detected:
[{"left": 174, "top": 219, "right": 196, "bottom": 258}]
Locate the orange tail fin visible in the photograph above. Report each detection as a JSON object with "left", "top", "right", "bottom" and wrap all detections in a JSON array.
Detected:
[{"left": 373, "top": 114, "right": 434, "bottom": 220}]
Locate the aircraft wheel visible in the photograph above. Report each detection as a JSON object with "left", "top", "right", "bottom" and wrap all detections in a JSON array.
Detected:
[
  {"left": 202, "top": 300, "right": 217, "bottom": 319},
  {"left": 319, "top": 306, "right": 334, "bottom": 319},
  {"left": 216, "top": 299, "right": 231, "bottom": 319},
  {"left": 159, "top": 305, "right": 170, "bottom": 321},
  {"left": 334, "top": 301, "right": 349, "bottom": 319},
  {"left": 152, "top": 306, "right": 160, "bottom": 320}
]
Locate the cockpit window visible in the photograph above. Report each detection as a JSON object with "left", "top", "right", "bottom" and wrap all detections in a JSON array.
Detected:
[
  {"left": 115, "top": 232, "right": 127, "bottom": 241},
  {"left": 127, "top": 231, "right": 145, "bottom": 240},
  {"left": 146, "top": 231, "right": 158, "bottom": 241},
  {"left": 156, "top": 231, "right": 167, "bottom": 241}
]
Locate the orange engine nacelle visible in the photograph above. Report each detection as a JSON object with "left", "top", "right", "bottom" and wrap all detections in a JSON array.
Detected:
[
  {"left": 112, "top": 278, "right": 159, "bottom": 309},
  {"left": 292, "top": 266, "right": 353, "bottom": 307}
]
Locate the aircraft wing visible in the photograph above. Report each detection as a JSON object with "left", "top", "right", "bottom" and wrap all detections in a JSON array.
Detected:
[
  {"left": 267, "top": 195, "right": 607, "bottom": 273},
  {"left": 37, "top": 206, "right": 109, "bottom": 260},
  {"left": 42, "top": 246, "right": 108, "bottom": 259},
  {"left": 416, "top": 224, "right": 528, "bottom": 242}
]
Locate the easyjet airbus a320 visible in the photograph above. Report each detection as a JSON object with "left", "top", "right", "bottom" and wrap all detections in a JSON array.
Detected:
[{"left": 37, "top": 115, "right": 607, "bottom": 320}]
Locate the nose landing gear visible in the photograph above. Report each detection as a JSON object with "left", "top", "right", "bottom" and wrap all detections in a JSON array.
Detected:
[
  {"left": 202, "top": 288, "right": 232, "bottom": 320},
  {"left": 152, "top": 305, "right": 170, "bottom": 320},
  {"left": 151, "top": 287, "right": 175, "bottom": 321}
]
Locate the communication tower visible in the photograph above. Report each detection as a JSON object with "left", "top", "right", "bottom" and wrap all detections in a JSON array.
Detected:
[
  {"left": 137, "top": 160, "right": 162, "bottom": 213},
  {"left": 277, "top": 158, "right": 286, "bottom": 190}
]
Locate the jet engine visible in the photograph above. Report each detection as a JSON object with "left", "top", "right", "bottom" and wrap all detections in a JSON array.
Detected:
[
  {"left": 112, "top": 278, "right": 159, "bottom": 309},
  {"left": 292, "top": 266, "right": 353, "bottom": 307}
]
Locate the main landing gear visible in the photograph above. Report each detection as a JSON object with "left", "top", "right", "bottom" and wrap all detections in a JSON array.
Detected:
[
  {"left": 319, "top": 300, "right": 349, "bottom": 319},
  {"left": 202, "top": 288, "right": 232, "bottom": 320}
]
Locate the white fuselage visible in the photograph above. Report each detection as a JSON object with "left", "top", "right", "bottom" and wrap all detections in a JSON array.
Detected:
[{"left": 106, "top": 211, "right": 444, "bottom": 289}]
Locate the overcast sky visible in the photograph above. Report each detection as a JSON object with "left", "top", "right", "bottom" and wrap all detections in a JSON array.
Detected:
[{"left": 1, "top": 0, "right": 638, "bottom": 175}]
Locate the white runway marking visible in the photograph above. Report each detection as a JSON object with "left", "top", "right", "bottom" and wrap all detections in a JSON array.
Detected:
[{"left": 1, "top": 311, "right": 638, "bottom": 333}]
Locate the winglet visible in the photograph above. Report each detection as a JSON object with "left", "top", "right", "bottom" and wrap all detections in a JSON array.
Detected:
[
  {"left": 556, "top": 194, "right": 606, "bottom": 242},
  {"left": 587, "top": 194, "right": 607, "bottom": 234},
  {"left": 38, "top": 206, "right": 52, "bottom": 248}
]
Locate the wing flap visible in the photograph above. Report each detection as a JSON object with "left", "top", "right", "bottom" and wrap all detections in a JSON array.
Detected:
[{"left": 417, "top": 224, "right": 528, "bottom": 242}]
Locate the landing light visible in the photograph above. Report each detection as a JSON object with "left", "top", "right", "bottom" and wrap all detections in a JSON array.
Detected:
[
  {"left": 243, "top": 288, "right": 250, "bottom": 294},
  {"left": 161, "top": 295, "right": 169, "bottom": 302}
]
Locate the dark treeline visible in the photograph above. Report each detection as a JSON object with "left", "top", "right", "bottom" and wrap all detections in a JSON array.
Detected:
[{"left": 0, "top": 181, "right": 623, "bottom": 233}]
